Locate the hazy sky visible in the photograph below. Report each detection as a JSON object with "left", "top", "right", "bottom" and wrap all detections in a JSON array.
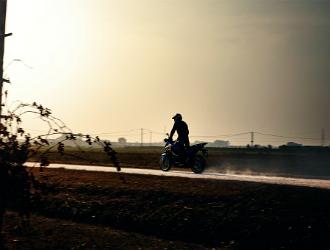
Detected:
[{"left": 4, "top": 0, "right": 330, "bottom": 145}]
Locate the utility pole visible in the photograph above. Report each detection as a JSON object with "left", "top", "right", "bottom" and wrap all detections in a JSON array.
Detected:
[
  {"left": 250, "top": 131, "right": 254, "bottom": 147},
  {"left": 321, "top": 128, "right": 325, "bottom": 147},
  {"left": 0, "top": 0, "right": 8, "bottom": 120},
  {"left": 140, "top": 128, "right": 143, "bottom": 147},
  {"left": 0, "top": 0, "right": 11, "bottom": 121}
]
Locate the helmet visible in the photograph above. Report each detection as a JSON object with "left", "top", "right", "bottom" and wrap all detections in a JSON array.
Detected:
[{"left": 172, "top": 113, "right": 182, "bottom": 121}]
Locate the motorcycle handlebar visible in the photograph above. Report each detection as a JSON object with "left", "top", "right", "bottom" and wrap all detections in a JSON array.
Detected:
[{"left": 164, "top": 137, "right": 173, "bottom": 143}]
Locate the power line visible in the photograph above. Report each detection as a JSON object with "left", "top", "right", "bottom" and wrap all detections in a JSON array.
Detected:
[
  {"left": 4, "top": 59, "right": 33, "bottom": 72},
  {"left": 190, "top": 132, "right": 250, "bottom": 138},
  {"left": 255, "top": 132, "right": 324, "bottom": 141},
  {"left": 59, "top": 128, "right": 329, "bottom": 146},
  {"left": 95, "top": 129, "right": 330, "bottom": 141},
  {"left": 90, "top": 129, "right": 140, "bottom": 136}
]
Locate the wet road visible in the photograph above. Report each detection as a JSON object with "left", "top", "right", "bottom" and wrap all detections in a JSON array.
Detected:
[{"left": 26, "top": 162, "right": 330, "bottom": 189}]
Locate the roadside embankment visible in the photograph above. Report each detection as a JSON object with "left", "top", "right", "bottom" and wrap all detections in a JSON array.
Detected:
[{"left": 29, "top": 147, "right": 330, "bottom": 179}]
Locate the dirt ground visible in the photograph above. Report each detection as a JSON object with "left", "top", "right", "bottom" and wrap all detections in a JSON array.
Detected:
[
  {"left": 1, "top": 168, "right": 330, "bottom": 249},
  {"left": 1, "top": 212, "right": 211, "bottom": 250}
]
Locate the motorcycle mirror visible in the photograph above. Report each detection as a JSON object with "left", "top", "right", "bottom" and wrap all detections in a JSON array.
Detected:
[{"left": 166, "top": 133, "right": 169, "bottom": 137}]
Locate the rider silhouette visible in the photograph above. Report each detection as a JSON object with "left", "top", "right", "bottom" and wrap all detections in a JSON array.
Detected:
[{"left": 169, "top": 113, "right": 190, "bottom": 148}]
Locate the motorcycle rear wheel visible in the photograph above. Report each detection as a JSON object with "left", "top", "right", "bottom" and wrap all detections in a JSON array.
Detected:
[
  {"left": 191, "top": 155, "right": 205, "bottom": 174},
  {"left": 160, "top": 154, "right": 171, "bottom": 171}
]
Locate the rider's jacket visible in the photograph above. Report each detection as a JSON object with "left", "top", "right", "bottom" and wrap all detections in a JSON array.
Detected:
[{"left": 170, "top": 120, "right": 190, "bottom": 146}]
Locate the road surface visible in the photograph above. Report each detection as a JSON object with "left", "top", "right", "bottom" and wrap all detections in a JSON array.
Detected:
[{"left": 26, "top": 162, "right": 330, "bottom": 189}]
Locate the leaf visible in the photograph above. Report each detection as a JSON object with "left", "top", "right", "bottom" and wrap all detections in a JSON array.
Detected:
[{"left": 17, "top": 128, "right": 25, "bottom": 136}]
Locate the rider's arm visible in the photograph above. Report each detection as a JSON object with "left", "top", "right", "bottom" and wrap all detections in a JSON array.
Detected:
[{"left": 169, "top": 123, "right": 177, "bottom": 139}]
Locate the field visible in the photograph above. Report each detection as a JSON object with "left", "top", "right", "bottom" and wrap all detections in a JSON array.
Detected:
[
  {"left": 1, "top": 166, "right": 330, "bottom": 249},
  {"left": 1, "top": 147, "right": 329, "bottom": 249}
]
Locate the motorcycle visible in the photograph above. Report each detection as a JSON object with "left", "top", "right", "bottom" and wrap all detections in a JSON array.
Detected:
[{"left": 160, "top": 134, "right": 208, "bottom": 174}]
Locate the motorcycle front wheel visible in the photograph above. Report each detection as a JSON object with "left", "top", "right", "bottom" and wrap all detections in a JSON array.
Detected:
[
  {"left": 191, "top": 155, "right": 205, "bottom": 174},
  {"left": 160, "top": 154, "right": 171, "bottom": 171}
]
